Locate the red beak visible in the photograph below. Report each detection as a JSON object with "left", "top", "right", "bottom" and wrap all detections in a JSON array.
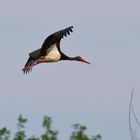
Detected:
[{"left": 79, "top": 57, "right": 91, "bottom": 64}]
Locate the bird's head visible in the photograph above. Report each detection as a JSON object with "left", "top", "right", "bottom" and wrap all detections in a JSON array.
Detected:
[{"left": 74, "top": 56, "right": 91, "bottom": 64}]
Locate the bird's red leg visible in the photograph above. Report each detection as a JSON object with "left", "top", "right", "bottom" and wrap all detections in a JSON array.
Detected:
[{"left": 22, "top": 59, "right": 46, "bottom": 74}]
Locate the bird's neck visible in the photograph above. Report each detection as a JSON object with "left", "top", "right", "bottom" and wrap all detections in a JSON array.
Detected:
[{"left": 60, "top": 53, "right": 74, "bottom": 61}]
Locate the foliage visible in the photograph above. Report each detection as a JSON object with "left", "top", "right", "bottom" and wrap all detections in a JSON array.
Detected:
[
  {"left": 14, "top": 115, "right": 27, "bottom": 140},
  {"left": 0, "top": 115, "right": 101, "bottom": 140},
  {"left": 41, "top": 116, "right": 58, "bottom": 140},
  {"left": 0, "top": 127, "right": 10, "bottom": 140},
  {"left": 70, "top": 123, "right": 101, "bottom": 140}
]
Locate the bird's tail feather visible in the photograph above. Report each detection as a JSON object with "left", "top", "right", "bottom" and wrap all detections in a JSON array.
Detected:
[{"left": 22, "top": 57, "right": 35, "bottom": 74}]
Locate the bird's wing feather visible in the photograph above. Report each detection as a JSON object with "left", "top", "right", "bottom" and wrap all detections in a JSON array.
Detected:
[
  {"left": 40, "top": 26, "right": 73, "bottom": 56},
  {"left": 29, "top": 48, "right": 41, "bottom": 59}
]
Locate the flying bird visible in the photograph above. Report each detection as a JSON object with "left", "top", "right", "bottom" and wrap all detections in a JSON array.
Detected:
[{"left": 22, "top": 26, "right": 91, "bottom": 74}]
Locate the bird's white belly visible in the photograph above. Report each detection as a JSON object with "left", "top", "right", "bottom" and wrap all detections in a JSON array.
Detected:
[{"left": 45, "top": 45, "right": 61, "bottom": 62}]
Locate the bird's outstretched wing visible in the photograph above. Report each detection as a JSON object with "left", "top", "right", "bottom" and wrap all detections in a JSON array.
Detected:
[{"left": 40, "top": 26, "right": 73, "bottom": 56}]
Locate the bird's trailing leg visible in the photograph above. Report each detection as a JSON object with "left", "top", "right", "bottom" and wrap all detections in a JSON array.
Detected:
[{"left": 22, "top": 58, "right": 46, "bottom": 74}]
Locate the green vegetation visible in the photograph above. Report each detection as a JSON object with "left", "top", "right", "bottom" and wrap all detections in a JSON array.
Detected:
[
  {"left": 0, "top": 115, "right": 101, "bottom": 140},
  {"left": 70, "top": 123, "right": 101, "bottom": 140}
]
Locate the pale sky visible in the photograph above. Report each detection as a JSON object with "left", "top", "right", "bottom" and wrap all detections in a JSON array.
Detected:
[{"left": 0, "top": 0, "right": 140, "bottom": 140}]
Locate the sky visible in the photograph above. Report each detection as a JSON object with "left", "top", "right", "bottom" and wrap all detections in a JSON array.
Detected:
[{"left": 0, "top": 0, "right": 140, "bottom": 140}]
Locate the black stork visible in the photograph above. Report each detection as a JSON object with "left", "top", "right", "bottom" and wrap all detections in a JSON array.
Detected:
[{"left": 22, "top": 26, "right": 91, "bottom": 74}]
